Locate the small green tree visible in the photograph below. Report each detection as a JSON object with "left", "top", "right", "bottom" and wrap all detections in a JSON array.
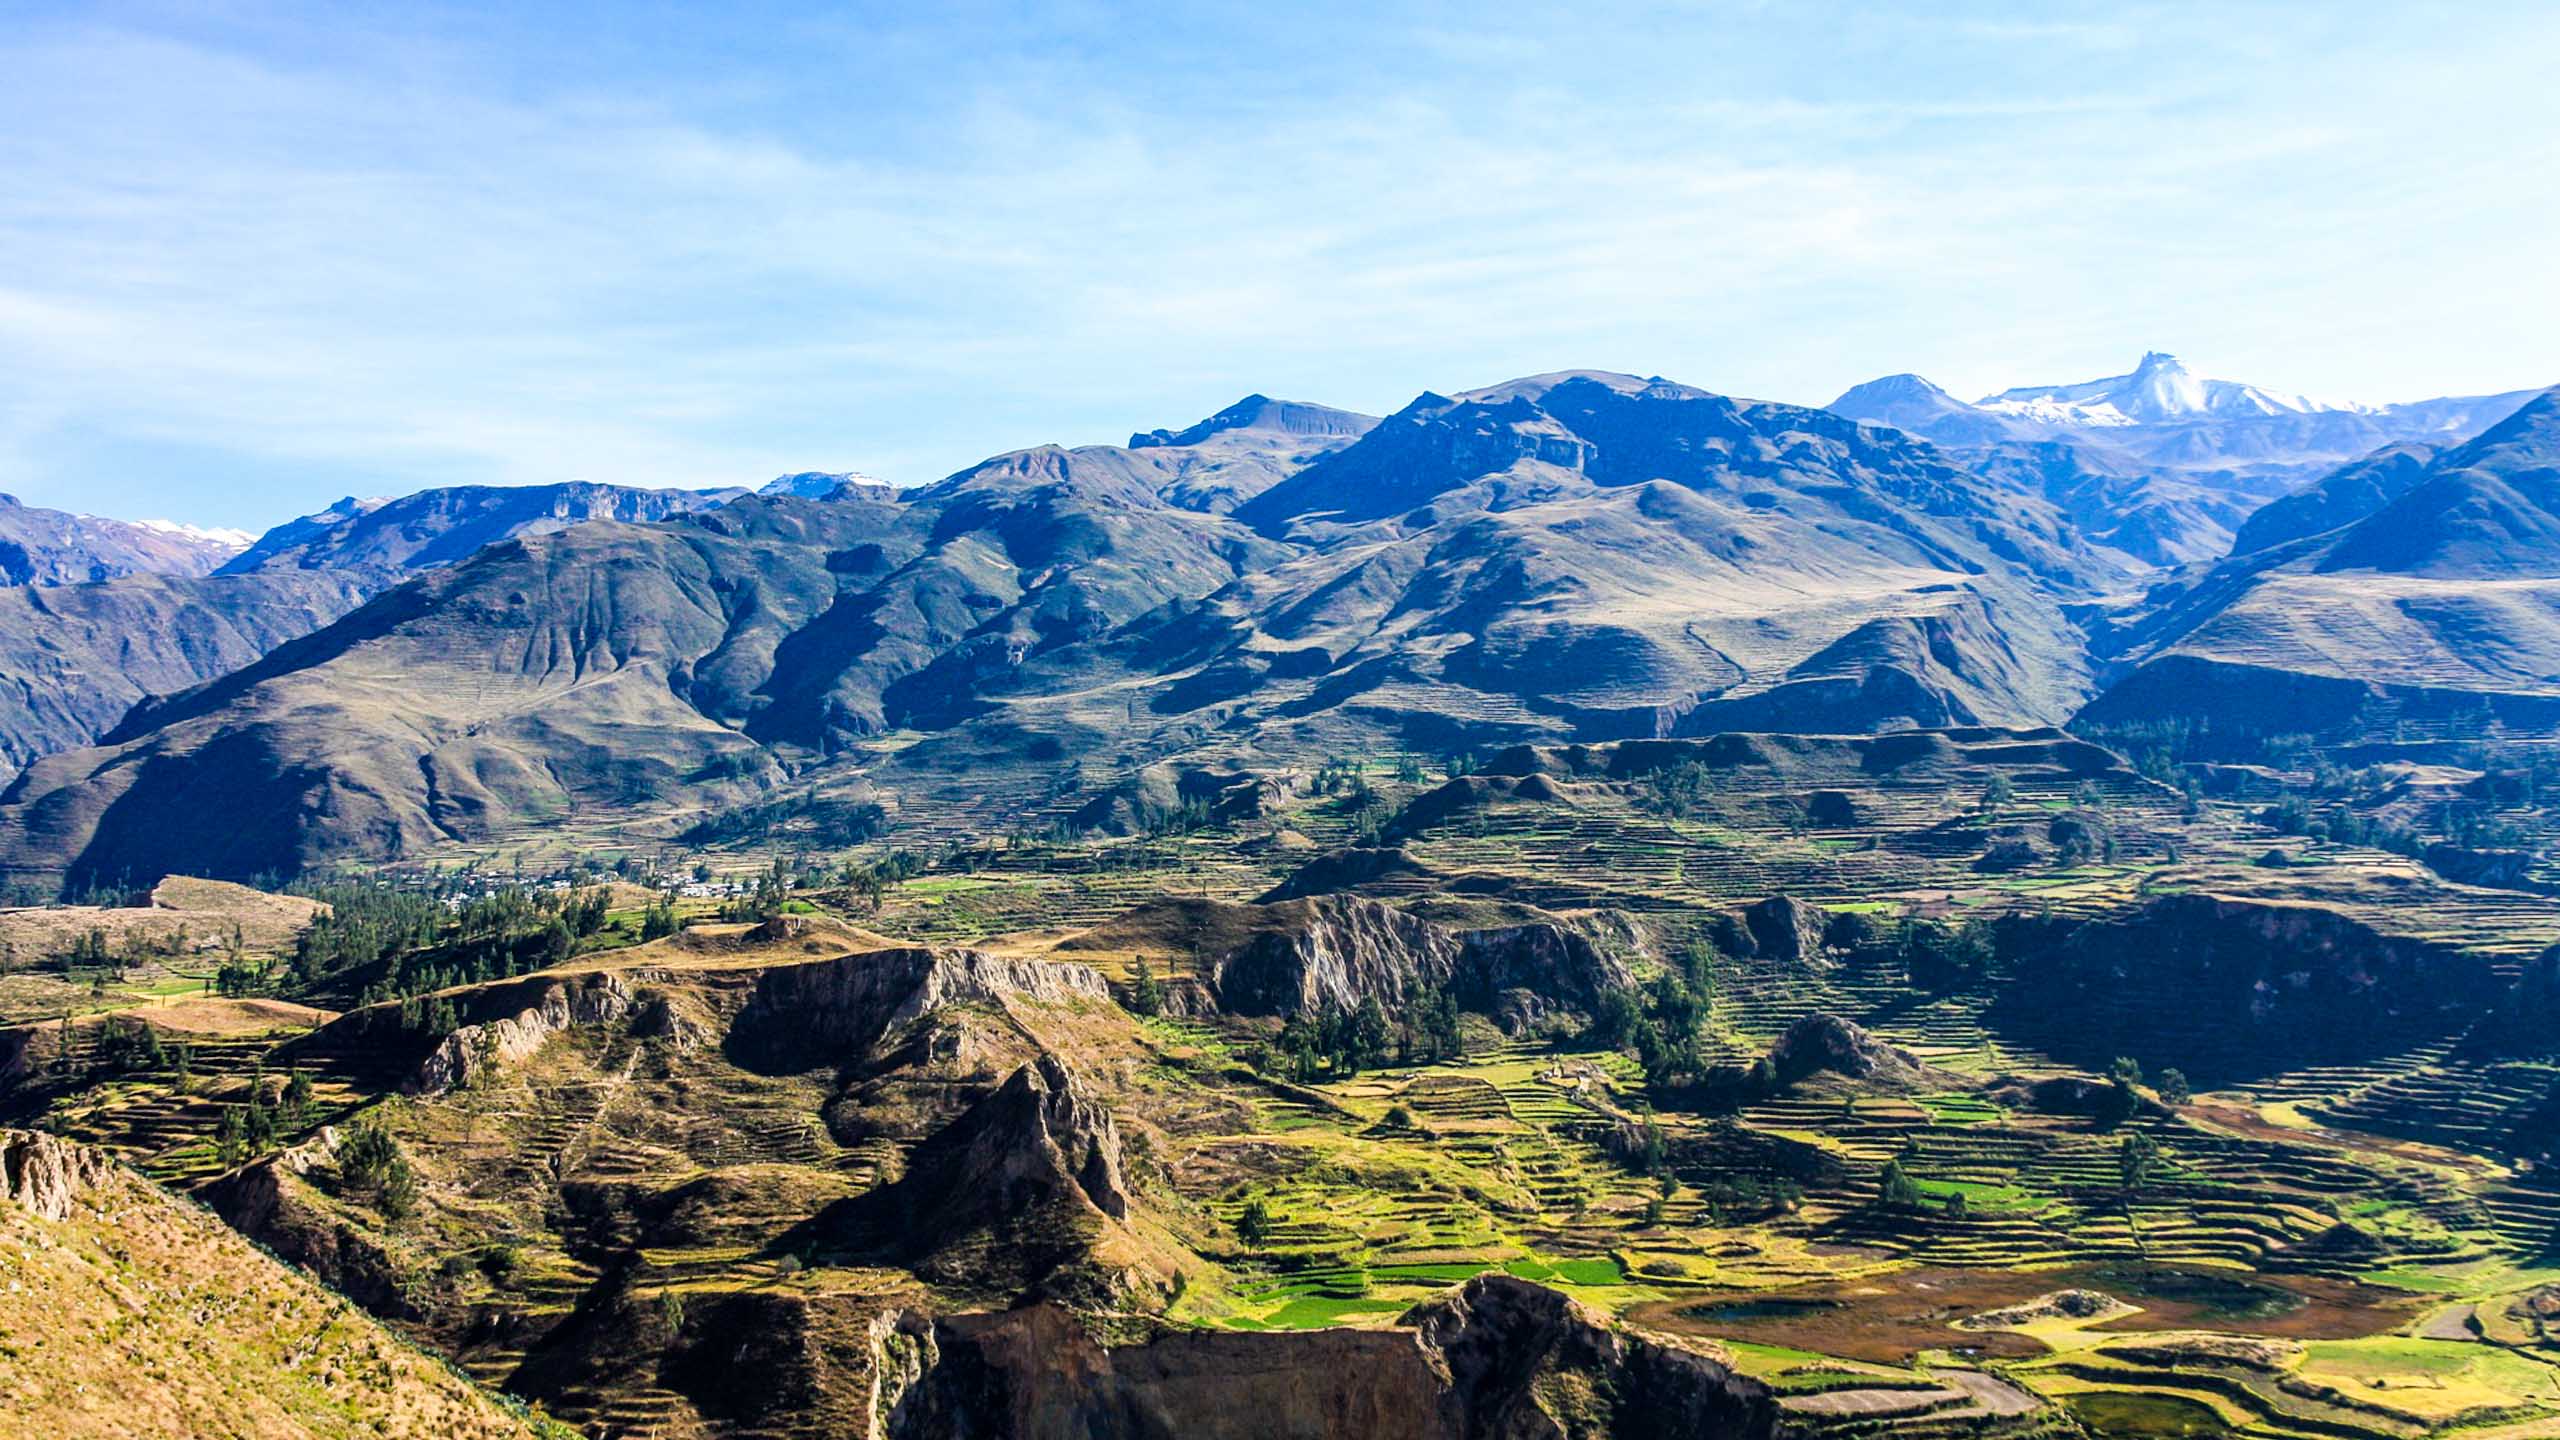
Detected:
[
  {"left": 1877, "top": 1158, "right": 1922, "bottom": 1210},
  {"left": 214, "top": 1104, "right": 247, "bottom": 1168},
  {"left": 2156, "top": 1067, "right": 2191, "bottom": 1108},
  {"left": 1126, "top": 957, "right": 1163, "bottom": 1017},
  {"left": 640, "top": 896, "right": 680, "bottom": 941},
  {"left": 1980, "top": 773, "right": 2016, "bottom": 811},
  {"left": 339, "top": 1123, "right": 419, "bottom": 1220},
  {"left": 2120, "top": 1131, "right": 2162, "bottom": 1195},
  {"left": 1235, "top": 1197, "right": 1274, "bottom": 1248}
]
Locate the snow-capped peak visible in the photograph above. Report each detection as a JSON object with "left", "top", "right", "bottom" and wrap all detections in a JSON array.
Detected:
[
  {"left": 761, "top": 471, "right": 896, "bottom": 500},
  {"left": 1979, "top": 352, "right": 2371, "bottom": 427},
  {"left": 135, "top": 518, "right": 257, "bottom": 550}
]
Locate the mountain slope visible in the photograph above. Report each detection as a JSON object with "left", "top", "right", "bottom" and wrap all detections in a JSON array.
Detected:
[
  {"left": 0, "top": 1129, "right": 536, "bottom": 1439},
  {"left": 0, "top": 462, "right": 1290, "bottom": 879},
  {"left": 2228, "top": 441, "right": 2438, "bottom": 554},
  {"left": 0, "top": 570, "right": 370, "bottom": 780},
  {"left": 0, "top": 493, "right": 248, "bottom": 584},
  {"left": 1832, "top": 353, "right": 2537, "bottom": 503},
  {"left": 2083, "top": 385, "right": 2560, "bottom": 742},
  {"left": 221, "top": 481, "right": 747, "bottom": 580},
  {"left": 34, "top": 366, "right": 2540, "bottom": 883}
]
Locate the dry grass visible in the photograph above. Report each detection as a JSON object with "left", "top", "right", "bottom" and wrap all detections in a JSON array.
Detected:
[{"left": 0, "top": 1159, "right": 535, "bottom": 1439}]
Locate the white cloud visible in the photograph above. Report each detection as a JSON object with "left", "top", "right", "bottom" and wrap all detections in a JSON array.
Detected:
[{"left": 0, "top": 3, "right": 2553, "bottom": 524}]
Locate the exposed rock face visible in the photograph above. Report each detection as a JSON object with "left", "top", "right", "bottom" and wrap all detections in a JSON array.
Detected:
[
  {"left": 1, "top": 1127, "right": 108, "bottom": 1221},
  {"left": 807, "top": 1054, "right": 1139, "bottom": 1304},
  {"left": 2471, "top": 943, "right": 2560, "bottom": 1057},
  {"left": 1073, "top": 895, "right": 1629, "bottom": 1026},
  {"left": 1767, "top": 1014, "right": 1931, "bottom": 1090},
  {"left": 1727, "top": 896, "right": 1830, "bottom": 968},
  {"left": 874, "top": 1275, "right": 1781, "bottom": 1440},
  {"left": 1992, "top": 893, "right": 2509, "bottom": 1084},
  {"left": 729, "top": 947, "right": 1109, "bottom": 1072},
  {"left": 409, "top": 971, "right": 635, "bottom": 1095},
  {"left": 1209, "top": 895, "right": 1455, "bottom": 1015}
]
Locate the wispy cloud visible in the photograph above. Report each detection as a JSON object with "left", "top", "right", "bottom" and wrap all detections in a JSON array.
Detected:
[{"left": 0, "top": 2, "right": 2554, "bottom": 525}]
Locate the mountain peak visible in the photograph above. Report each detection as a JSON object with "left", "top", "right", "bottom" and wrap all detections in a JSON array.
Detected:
[
  {"left": 1129, "top": 394, "right": 1375, "bottom": 450},
  {"left": 1979, "top": 351, "right": 2341, "bottom": 426},
  {"left": 761, "top": 471, "right": 897, "bottom": 501}
]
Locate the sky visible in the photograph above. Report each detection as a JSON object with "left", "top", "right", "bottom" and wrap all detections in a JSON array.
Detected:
[{"left": 2, "top": 2, "right": 2556, "bottom": 529}]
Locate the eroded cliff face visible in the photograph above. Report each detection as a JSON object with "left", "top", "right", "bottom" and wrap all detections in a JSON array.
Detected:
[
  {"left": 1080, "top": 894, "right": 1630, "bottom": 1026},
  {"left": 410, "top": 971, "right": 636, "bottom": 1094},
  {"left": 729, "top": 946, "right": 1109, "bottom": 1072},
  {"left": 1994, "top": 893, "right": 2509, "bottom": 1084},
  {"left": 872, "top": 1276, "right": 1782, "bottom": 1440},
  {"left": 1, "top": 1126, "right": 108, "bottom": 1221},
  {"left": 803, "top": 1053, "right": 1155, "bottom": 1307}
]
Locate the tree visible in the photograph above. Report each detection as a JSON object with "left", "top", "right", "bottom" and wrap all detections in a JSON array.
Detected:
[
  {"left": 1351, "top": 998, "right": 1392, "bottom": 1070},
  {"left": 640, "top": 896, "right": 680, "bottom": 941},
  {"left": 2097, "top": 1058, "right": 2143, "bottom": 1130},
  {"left": 1980, "top": 773, "right": 2016, "bottom": 811},
  {"left": 1588, "top": 987, "right": 1643, "bottom": 1050},
  {"left": 283, "top": 1069, "right": 315, "bottom": 1126},
  {"left": 1876, "top": 1158, "right": 1922, "bottom": 1210},
  {"left": 214, "top": 1105, "right": 247, "bottom": 1168},
  {"left": 2120, "top": 1131, "right": 2162, "bottom": 1194},
  {"left": 339, "top": 1123, "right": 419, "bottom": 1220},
  {"left": 1235, "top": 1197, "right": 1274, "bottom": 1248},
  {"left": 1127, "top": 957, "right": 1164, "bottom": 1017},
  {"left": 2156, "top": 1067, "right": 2191, "bottom": 1108}
]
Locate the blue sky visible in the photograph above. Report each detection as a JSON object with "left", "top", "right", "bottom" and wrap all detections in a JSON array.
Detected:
[{"left": 3, "top": 2, "right": 2555, "bottom": 529}]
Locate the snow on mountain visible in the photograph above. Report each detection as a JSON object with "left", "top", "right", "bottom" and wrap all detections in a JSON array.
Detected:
[
  {"left": 1978, "top": 352, "right": 2370, "bottom": 427},
  {"left": 134, "top": 518, "right": 258, "bottom": 551},
  {"left": 760, "top": 471, "right": 898, "bottom": 500}
]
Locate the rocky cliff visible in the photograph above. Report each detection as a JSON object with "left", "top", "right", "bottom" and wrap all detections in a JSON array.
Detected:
[
  {"left": 1066, "top": 894, "right": 1630, "bottom": 1025},
  {"left": 727, "top": 945, "right": 1109, "bottom": 1072},
  {"left": 875, "top": 1275, "right": 1782, "bottom": 1440},
  {"left": 1993, "top": 893, "right": 2510, "bottom": 1084},
  {"left": 802, "top": 1054, "right": 1153, "bottom": 1306},
  {"left": 409, "top": 970, "right": 636, "bottom": 1094},
  {"left": 1, "top": 1126, "right": 109, "bottom": 1221}
]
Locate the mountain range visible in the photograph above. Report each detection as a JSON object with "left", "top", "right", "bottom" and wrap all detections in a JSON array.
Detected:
[{"left": 0, "top": 355, "right": 2550, "bottom": 884}]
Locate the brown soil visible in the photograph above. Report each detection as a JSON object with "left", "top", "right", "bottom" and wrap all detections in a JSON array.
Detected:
[{"left": 1631, "top": 1263, "right": 2420, "bottom": 1364}]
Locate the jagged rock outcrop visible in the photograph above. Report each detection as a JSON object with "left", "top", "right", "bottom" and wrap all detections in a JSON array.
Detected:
[
  {"left": 409, "top": 971, "right": 635, "bottom": 1094},
  {"left": 1069, "top": 894, "right": 1630, "bottom": 1026},
  {"left": 1, "top": 1127, "right": 109, "bottom": 1221},
  {"left": 803, "top": 1054, "right": 1143, "bottom": 1304},
  {"left": 728, "top": 947, "right": 1109, "bottom": 1072},
  {"left": 1722, "top": 896, "right": 1831, "bottom": 969},
  {"left": 872, "top": 1275, "right": 1781, "bottom": 1439},
  {"left": 202, "top": 1130, "right": 415, "bottom": 1320},
  {"left": 1766, "top": 1014, "right": 1933, "bottom": 1091}
]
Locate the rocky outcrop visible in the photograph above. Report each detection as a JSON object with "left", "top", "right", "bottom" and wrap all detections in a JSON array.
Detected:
[
  {"left": 874, "top": 1275, "right": 1780, "bottom": 1440},
  {"left": 1073, "top": 895, "right": 1629, "bottom": 1027},
  {"left": 202, "top": 1130, "right": 416, "bottom": 1321},
  {"left": 409, "top": 971, "right": 635, "bottom": 1095},
  {"left": 1991, "top": 893, "right": 2509, "bottom": 1084},
  {"left": 728, "top": 948, "right": 1108, "bottom": 1073},
  {"left": 1723, "top": 896, "right": 1831, "bottom": 969},
  {"left": 1766, "top": 1014, "right": 1932, "bottom": 1090},
  {"left": 804, "top": 1054, "right": 1142, "bottom": 1304},
  {"left": 1, "top": 1127, "right": 108, "bottom": 1221}
]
